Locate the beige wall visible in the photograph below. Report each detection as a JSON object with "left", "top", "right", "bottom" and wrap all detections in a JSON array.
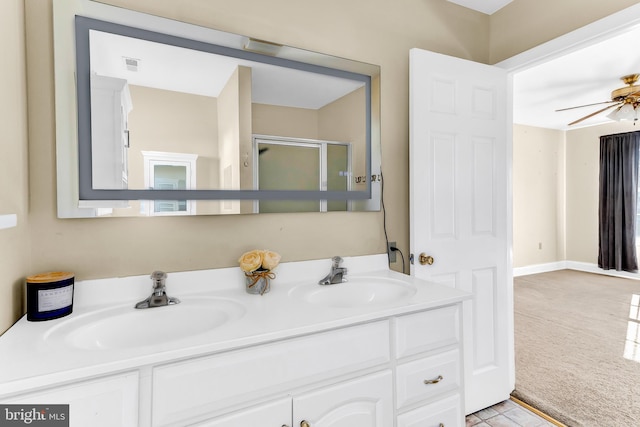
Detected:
[
  {"left": 505, "top": 0, "right": 640, "bottom": 268},
  {"left": 238, "top": 66, "right": 255, "bottom": 214},
  {"left": 127, "top": 85, "right": 219, "bottom": 189},
  {"left": 512, "top": 125, "right": 565, "bottom": 268},
  {"left": 319, "top": 87, "right": 366, "bottom": 183},
  {"left": 216, "top": 65, "right": 254, "bottom": 213},
  {"left": 1, "top": 0, "right": 636, "bottom": 333},
  {"left": 0, "top": 0, "right": 30, "bottom": 330},
  {"left": 513, "top": 121, "right": 639, "bottom": 269},
  {"left": 253, "top": 104, "right": 318, "bottom": 139},
  {"left": 129, "top": 85, "right": 218, "bottom": 164},
  {"left": 115, "top": 85, "right": 219, "bottom": 216},
  {"left": 490, "top": 0, "right": 640, "bottom": 63}
]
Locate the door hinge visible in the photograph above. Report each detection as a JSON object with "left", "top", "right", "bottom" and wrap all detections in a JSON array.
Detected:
[{"left": 409, "top": 253, "right": 414, "bottom": 265}]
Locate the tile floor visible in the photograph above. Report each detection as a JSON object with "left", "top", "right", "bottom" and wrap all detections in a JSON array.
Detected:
[{"left": 466, "top": 399, "right": 557, "bottom": 427}]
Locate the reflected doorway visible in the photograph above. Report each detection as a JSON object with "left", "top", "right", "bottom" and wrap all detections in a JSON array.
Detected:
[{"left": 141, "top": 151, "right": 198, "bottom": 215}]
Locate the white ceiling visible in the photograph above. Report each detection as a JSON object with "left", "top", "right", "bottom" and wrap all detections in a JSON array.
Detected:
[
  {"left": 89, "top": 30, "right": 364, "bottom": 110},
  {"left": 447, "top": 0, "right": 513, "bottom": 15},
  {"left": 513, "top": 26, "right": 640, "bottom": 131}
]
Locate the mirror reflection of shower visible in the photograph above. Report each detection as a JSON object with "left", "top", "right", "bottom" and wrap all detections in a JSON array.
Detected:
[{"left": 253, "top": 136, "right": 351, "bottom": 213}]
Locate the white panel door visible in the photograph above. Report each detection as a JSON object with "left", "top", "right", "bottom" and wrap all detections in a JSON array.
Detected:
[
  {"left": 409, "top": 48, "right": 512, "bottom": 414},
  {"left": 292, "top": 371, "right": 393, "bottom": 427}
]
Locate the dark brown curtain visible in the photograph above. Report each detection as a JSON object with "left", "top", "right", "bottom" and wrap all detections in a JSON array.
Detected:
[{"left": 598, "top": 131, "right": 640, "bottom": 272}]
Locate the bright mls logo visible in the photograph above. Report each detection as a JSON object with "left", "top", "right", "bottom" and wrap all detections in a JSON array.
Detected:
[{"left": 0, "top": 405, "right": 69, "bottom": 426}]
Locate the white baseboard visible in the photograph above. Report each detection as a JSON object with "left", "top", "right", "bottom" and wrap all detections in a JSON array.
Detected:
[
  {"left": 565, "top": 261, "right": 640, "bottom": 281},
  {"left": 513, "top": 262, "right": 567, "bottom": 277},
  {"left": 514, "top": 260, "right": 640, "bottom": 281}
]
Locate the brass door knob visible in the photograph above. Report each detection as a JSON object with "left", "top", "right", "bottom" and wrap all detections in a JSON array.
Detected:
[
  {"left": 419, "top": 253, "right": 434, "bottom": 265},
  {"left": 300, "top": 421, "right": 310, "bottom": 427}
]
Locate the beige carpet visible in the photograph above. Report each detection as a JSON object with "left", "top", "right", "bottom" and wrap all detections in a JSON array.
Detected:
[{"left": 512, "top": 270, "right": 640, "bottom": 427}]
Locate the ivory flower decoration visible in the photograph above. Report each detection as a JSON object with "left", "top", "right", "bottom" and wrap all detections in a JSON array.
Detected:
[
  {"left": 238, "top": 250, "right": 263, "bottom": 272},
  {"left": 262, "top": 250, "right": 282, "bottom": 271},
  {"left": 238, "top": 249, "right": 281, "bottom": 272}
]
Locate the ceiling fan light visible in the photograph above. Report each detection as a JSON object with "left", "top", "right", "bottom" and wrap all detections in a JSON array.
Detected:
[
  {"left": 617, "top": 103, "right": 636, "bottom": 121},
  {"left": 607, "top": 106, "right": 622, "bottom": 121}
]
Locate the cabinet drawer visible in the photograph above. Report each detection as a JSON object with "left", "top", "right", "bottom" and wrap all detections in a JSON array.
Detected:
[
  {"left": 189, "top": 397, "right": 290, "bottom": 427},
  {"left": 397, "top": 394, "right": 462, "bottom": 427},
  {"left": 394, "top": 305, "right": 459, "bottom": 358},
  {"left": 152, "top": 321, "right": 390, "bottom": 426},
  {"left": 5, "top": 372, "right": 139, "bottom": 427},
  {"left": 396, "top": 349, "right": 460, "bottom": 409}
]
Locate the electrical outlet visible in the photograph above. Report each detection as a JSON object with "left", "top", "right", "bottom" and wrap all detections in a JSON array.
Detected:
[{"left": 388, "top": 241, "right": 397, "bottom": 263}]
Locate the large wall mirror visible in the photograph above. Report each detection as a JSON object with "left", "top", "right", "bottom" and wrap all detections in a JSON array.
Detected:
[{"left": 53, "top": 0, "right": 381, "bottom": 218}]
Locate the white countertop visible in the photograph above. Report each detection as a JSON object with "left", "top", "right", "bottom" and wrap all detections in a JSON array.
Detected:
[{"left": 0, "top": 254, "right": 470, "bottom": 397}]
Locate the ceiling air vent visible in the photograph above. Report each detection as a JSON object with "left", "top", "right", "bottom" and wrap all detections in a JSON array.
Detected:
[{"left": 123, "top": 57, "right": 140, "bottom": 72}]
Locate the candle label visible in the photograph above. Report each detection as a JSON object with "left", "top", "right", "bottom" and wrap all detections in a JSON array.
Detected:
[{"left": 37, "top": 284, "right": 74, "bottom": 312}]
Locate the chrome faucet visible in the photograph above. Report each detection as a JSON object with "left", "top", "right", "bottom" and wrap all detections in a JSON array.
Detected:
[
  {"left": 318, "top": 256, "right": 348, "bottom": 285},
  {"left": 135, "top": 271, "right": 180, "bottom": 309}
]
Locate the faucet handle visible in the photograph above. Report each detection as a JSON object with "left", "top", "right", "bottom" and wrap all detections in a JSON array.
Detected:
[
  {"left": 151, "top": 271, "right": 167, "bottom": 281},
  {"left": 150, "top": 271, "right": 167, "bottom": 290},
  {"left": 331, "top": 256, "right": 343, "bottom": 267}
]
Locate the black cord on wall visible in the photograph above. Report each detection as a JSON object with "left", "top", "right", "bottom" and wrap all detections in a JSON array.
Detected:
[
  {"left": 380, "top": 170, "right": 406, "bottom": 274},
  {"left": 381, "top": 170, "right": 390, "bottom": 263},
  {"left": 389, "top": 245, "right": 406, "bottom": 274}
]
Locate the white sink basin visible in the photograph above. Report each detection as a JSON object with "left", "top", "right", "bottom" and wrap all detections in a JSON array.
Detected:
[
  {"left": 44, "top": 296, "right": 246, "bottom": 350},
  {"left": 289, "top": 277, "right": 416, "bottom": 308}
]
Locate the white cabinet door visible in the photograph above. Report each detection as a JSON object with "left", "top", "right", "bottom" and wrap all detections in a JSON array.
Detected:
[
  {"left": 191, "top": 397, "right": 291, "bottom": 427},
  {"left": 292, "top": 371, "right": 393, "bottom": 427},
  {"left": 5, "top": 372, "right": 138, "bottom": 427},
  {"left": 152, "top": 321, "right": 389, "bottom": 426},
  {"left": 409, "top": 47, "right": 512, "bottom": 414}
]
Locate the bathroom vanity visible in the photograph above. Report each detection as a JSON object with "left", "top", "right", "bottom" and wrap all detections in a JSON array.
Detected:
[{"left": 0, "top": 255, "right": 470, "bottom": 426}]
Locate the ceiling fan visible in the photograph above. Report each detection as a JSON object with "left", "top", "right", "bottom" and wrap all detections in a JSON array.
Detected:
[{"left": 557, "top": 74, "right": 640, "bottom": 126}]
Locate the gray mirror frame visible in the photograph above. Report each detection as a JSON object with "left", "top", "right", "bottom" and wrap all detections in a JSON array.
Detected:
[{"left": 75, "top": 16, "right": 373, "bottom": 202}]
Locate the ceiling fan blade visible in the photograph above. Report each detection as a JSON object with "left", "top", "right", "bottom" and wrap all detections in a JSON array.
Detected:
[
  {"left": 568, "top": 103, "right": 621, "bottom": 126},
  {"left": 556, "top": 100, "right": 618, "bottom": 112}
]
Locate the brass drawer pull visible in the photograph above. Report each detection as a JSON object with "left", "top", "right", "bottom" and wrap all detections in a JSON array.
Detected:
[
  {"left": 424, "top": 375, "right": 443, "bottom": 385},
  {"left": 301, "top": 421, "right": 310, "bottom": 427}
]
